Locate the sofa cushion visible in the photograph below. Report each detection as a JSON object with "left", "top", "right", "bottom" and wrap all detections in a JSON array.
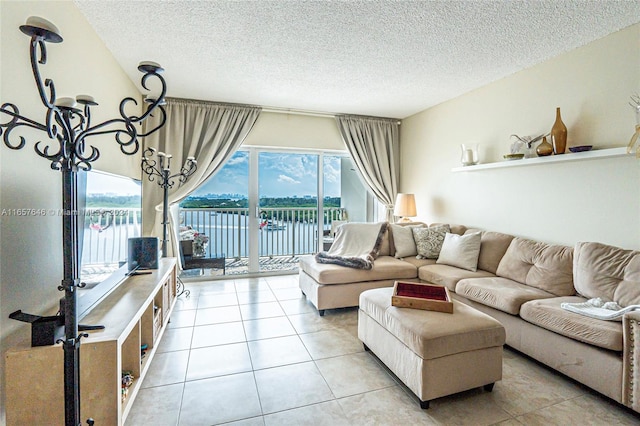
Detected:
[
  {"left": 387, "top": 222, "right": 427, "bottom": 257},
  {"left": 456, "top": 277, "right": 557, "bottom": 315},
  {"left": 399, "top": 256, "right": 436, "bottom": 269},
  {"left": 359, "top": 287, "right": 505, "bottom": 360},
  {"left": 298, "top": 255, "right": 417, "bottom": 285},
  {"left": 574, "top": 241, "right": 640, "bottom": 307},
  {"left": 418, "top": 264, "right": 494, "bottom": 291},
  {"left": 471, "top": 231, "right": 515, "bottom": 275},
  {"left": 413, "top": 224, "right": 450, "bottom": 259},
  {"left": 520, "top": 296, "right": 623, "bottom": 351},
  {"left": 390, "top": 224, "right": 423, "bottom": 258},
  {"left": 496, "top": 237, "right": 575, "bottom": 296},
  {"left": 437, "top": 232, "right": 482, "bottom": 271}
]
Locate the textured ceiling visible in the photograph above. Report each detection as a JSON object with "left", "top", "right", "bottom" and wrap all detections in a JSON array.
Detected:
[{"left": 74, "top": 0, "right": 640, "bottom": 119}]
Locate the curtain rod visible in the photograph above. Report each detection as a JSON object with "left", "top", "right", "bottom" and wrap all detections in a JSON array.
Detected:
[
  {"left": 261, "top": 106, "right": 336, "bottom": 119},
  {"left": 262, "top": 106, "right": 401, "bottom": 124},
  {"left": 165, "top": 98, "right": 401, "bottom": 124}
]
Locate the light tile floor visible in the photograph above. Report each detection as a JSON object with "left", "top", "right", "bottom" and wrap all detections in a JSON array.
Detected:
[{"left": 125, "top": 274, "right": 640, "bottom": 426}]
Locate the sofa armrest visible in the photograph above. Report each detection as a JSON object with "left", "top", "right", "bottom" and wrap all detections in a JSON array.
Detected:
[{"left": 623, "top": 310, "right": 640, "bottom": 410}]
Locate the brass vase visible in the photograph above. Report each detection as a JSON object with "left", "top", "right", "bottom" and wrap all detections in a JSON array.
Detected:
[
  {"left": 536, "top": 136, "right": 553, "bottom": 156},
  {"left": 551, "top": 107, "right": 567, "bottom": 154}
]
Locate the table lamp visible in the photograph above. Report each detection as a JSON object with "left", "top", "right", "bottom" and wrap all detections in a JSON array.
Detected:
[{"left": 394, "top": 193, "right": 417, "bottom": 223}]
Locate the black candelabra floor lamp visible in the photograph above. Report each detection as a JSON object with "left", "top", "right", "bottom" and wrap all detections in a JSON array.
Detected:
[
  {"left": 141, "top": 147, "right": 197, "bottom": 296},
  {"left": 0, "top": 16, "right": 168, "bottom": 426}
]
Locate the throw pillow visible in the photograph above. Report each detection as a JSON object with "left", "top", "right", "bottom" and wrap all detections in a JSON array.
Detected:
[
  {"left": 390, "top": 224, "right": 422, "bottom": 258},
  {"left": 437, "top": 232, "right": 482, "bottom": 271},
  {"left": 413, "top": 224, "right": 451, "bottom": 259}
]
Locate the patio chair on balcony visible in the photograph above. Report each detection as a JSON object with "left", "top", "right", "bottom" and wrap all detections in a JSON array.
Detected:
[{"left": 179, "top": 239, "right": 226, "bottom": 275}]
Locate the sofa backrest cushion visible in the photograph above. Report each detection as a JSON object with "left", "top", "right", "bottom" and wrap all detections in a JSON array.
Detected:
[
  {"left": 464, "top": 230, "right": 515, "bottom": 274},
  {"left": 431, "top": 223, "right": 467, "bottom": 236},
  {"left": 574, "top": 241, "right": 640, "bottom": 306},
  {"left": 496, "top": 237, "right": 575, "bottom": 296}
]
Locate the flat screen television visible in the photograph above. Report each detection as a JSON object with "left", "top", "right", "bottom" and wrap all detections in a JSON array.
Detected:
[{"left": 76, "top": 169, "right": 142, "bottom": 319}]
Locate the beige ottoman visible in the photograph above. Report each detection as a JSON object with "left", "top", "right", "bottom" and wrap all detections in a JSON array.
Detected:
[{"left": 358, "top": 287, "right": 506, "bottom": 408}]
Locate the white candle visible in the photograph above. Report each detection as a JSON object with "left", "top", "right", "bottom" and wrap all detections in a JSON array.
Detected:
[
  {"left": 138, "top": 61, "right": 163, "bottom": 73},
  {"left": 76, "top": 94, "right": 97, "bottom": 105},
  {"left": 54, "top": 97, "right": 76, "bottom": 109},
  {"left": 463, "top": 149, "right": 474, "bottom": 164}
]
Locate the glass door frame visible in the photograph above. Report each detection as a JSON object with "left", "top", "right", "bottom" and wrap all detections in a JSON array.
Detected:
[{"left": 243, "top": 146, "right": 351, "bottom": 274}]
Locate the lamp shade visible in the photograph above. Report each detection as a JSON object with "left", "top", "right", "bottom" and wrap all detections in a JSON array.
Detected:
[{"left": 394, "top": 193, "right": 417, "bottom": 219}]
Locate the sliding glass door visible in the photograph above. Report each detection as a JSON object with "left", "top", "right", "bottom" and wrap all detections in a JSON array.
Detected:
[
  {"left": 256, "top": 152, "right": 318, "bottom": 273},
  {"left": 181, "top": 148, "right": 366, "bottom": 275}
]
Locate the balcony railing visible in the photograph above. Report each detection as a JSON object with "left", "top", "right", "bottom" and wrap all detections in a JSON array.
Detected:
[
  {"left": 79, "top": 206, "right": 346, "bottom": 276},
  {"left": 179, "top": 207, "right": 346, "bottom": 260}
]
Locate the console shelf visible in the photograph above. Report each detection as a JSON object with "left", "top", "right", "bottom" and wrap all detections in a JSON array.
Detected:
[
  {"left": 5, "top": 258, "right": 178, "bottom": 426},
  {"left": 451, "top": 147, "right": 631, "bottom": 172}
]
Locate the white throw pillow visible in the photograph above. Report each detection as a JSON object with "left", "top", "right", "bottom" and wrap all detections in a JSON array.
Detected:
[
  {"left": 413, "top": 224, "right": 451, "bottom": 259},
  {"left": 390, "top": 224, "right": 422, "bottom": 258},
  {"left": 436, "top": 232, "right": 482, "bottom": 271}
]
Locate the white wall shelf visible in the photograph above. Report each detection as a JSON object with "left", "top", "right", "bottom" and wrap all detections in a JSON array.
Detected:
[{"left": 451, "top": 147, "right": 632, "bottom": 172}]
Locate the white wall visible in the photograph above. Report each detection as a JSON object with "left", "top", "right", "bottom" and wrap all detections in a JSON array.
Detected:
[
  {"left": 0, "top": 1, "right": 143, "bottom": 421},
  {"left": 401, "top": 24, "right": 640, "bottom": 249}
]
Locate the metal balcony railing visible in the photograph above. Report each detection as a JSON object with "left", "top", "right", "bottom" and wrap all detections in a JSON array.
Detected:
[
  {"left": 79, "top": 206, "right": 346, "bottom": 276},
  {"left": 179, "top": 207, "right": 346, "bottom": 260}
]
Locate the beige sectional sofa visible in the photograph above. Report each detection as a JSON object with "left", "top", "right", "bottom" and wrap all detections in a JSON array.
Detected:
[{"left": 298, "top": 223, "right": 640, "bottom": 413}]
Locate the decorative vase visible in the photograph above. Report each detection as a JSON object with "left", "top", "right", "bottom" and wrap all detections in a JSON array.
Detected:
[
  {"left": 460, "top": 143, "right": 479, "bottom": 166},
  {"left": 536, "top": 136, "right": 553, "bottom": 157},
  {"left": 551, "top": 107, "right": 567, "bottom": 154}
]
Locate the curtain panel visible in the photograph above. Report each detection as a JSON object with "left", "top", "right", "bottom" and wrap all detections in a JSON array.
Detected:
[
  {"left": 335, "top": 115, "right": 400, "bottom": 222},
  {"left": 142, "top": 98, "right": 261, "bottom": 260}
]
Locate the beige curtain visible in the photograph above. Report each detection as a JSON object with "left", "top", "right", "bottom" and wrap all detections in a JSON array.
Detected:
[
  {"left": 335, "top": 115, "right": 400, "bottom": 222},
  {"left": 142, "top": 98, "right": 261, "bottom": 258}
]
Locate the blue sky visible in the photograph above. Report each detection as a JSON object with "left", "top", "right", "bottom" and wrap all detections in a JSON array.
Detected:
[{"left": 191, "top": 151, "right": 342, "bottom": 198}]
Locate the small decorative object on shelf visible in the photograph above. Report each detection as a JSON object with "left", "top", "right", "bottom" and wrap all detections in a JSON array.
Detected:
[
  {"left": 460, "top": 143, "right": 479, "bottom": 166},
  {"left": 568, "top": 145, "right": 593, "bottom": 153},
  {"left": 551, "top": 107, "right": 568, "bottom": 154},
  {"left": 192, "top": 232, "right": 209, "bottom": 257},
  {"left": 121, "top": 371, "right": 134, "bottom": 402},
  {"left": 503, "top": 153, "right": 524, "bottom": 160},
  {"left": 510, "top": 133, "right": 547, "bottom": 158},
  {"left": 536, "top": 136, "right": 553, "bottom": 156},
  {"left": 627, "top": 94, "right": 640, "bottom": 158}
]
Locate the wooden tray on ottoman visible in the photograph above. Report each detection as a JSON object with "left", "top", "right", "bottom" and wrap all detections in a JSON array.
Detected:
[{"left": 391, "top": 281, "right": 454, "bottom": 313}]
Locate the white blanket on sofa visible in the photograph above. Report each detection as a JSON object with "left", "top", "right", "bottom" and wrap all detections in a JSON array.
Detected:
[
  {"left": 315, "top": 222, "right": 388, "bottom": 270},
  {"left": 561, "top": 297, "right": 640, "bottom": 321}
]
